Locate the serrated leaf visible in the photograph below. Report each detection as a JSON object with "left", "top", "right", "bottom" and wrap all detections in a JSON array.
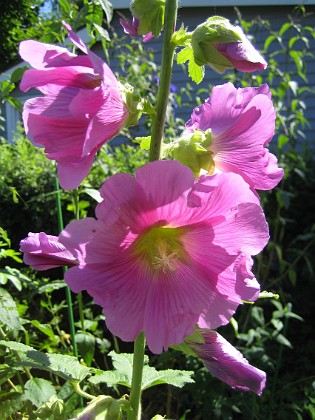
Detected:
[
  {"left": 0, "top": 341, "right": 91, "bottom": 381},
  {"left": 177, "top": 46, "right": 204, "bottom": 84},
  {"left": 88, "top": 370, "right": 131, "bottom": 387},
  {"left": 0, "top": 395, "right": 25, "bottom": 418},
  {"left": 141, "top": 366, "right": 194, "bottom": 390},
  {"left": 0, "top": 288, "right": 21, "bottom": 331},
  {"left": 188, "top": 59, "right": 204, "bottom": 84},
  {"left": 177, "top": 46, "right": 192, "bottom": 64},
  {"left": 24, "top": 378, "right": 56, "bottom": 408}
]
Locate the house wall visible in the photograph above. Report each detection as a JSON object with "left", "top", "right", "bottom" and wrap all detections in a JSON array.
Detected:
[{"left": 2, "top": 5, "right": 315, "bottom": 145}]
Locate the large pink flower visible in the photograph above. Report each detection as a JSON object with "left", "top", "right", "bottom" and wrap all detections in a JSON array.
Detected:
[
  {"left": 19, "top": 22, "right": 129, "bottom": 190},
  {"left": 184, "top": 82, "right": 284, "bottom": 190},
  {"left": 20, "top": 161, "right": 268, "bottom": 353},
  {"left": 186, "top": 329, "right": 266, "bottom": 395}
]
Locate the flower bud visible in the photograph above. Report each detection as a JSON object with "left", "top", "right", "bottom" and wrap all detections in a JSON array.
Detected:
[
  {"left": 131, "top": 0, "right": 165, "bottom": 37},
  {"left": 191, "top": 16, "right": 267, "bottom": 73},
  {"left": 74, "top": 396, "right": 123, "bottom": 420}
]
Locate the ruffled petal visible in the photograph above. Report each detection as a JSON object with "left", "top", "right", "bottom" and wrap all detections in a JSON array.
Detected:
[{"left": 20, "top": 232, "right": 77, "bottom": 270}]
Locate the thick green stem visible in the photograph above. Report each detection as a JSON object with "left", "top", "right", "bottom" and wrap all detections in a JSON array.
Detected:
[
  {"left": 149, "top": 0, "right": 178, "bottom": 162},
  {"left": 54, "top": 175, "right": 78, "bottom": 358},
  {"left": 128, "top": 333, "right": 146, "bottom": 420}
]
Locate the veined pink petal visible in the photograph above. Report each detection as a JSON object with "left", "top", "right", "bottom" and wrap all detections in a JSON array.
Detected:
[
  {"left": 185, "top": 83, "right": 284, "bottom": 190},
  {"left": 187, "top": 329, "right": 266, "bottom": 395},
  {"left": 20, "top": 232, "right": 77, "bottom": 270},
  {"left": 19, "top": 22, "right": 128, "bottom": 189},
  {"left": 19, "top": 40, "right": 92, "bottom": 70}
]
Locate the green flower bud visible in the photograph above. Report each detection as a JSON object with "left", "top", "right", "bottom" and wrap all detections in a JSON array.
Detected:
[
  {"left": 171, "top": 129, "right": 215, "bottom": 178},
  {"left": 131, "top": 0, "right": 165, "bottom": 37},
  {"left": 191, "top": 16, "right": 242, "bottom": 72},
  {"left": 75, "top": 396, "right": 124, "bottom": 420}
]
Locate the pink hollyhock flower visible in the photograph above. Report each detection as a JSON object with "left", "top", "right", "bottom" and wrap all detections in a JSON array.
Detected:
[
  {"left": 20, "top": 232, "right": 77, "bottom": 270},
  {"left": 20, "top": 160, "right": 269, "bottom": 353},
  {"left": 183, "top": 82, "right": 284, "bottom": 190},
  {"left": 186, "top": 329, "right": 266, "bottom": 395},
  {"left": 120, "top": 17, "right": 153, "bottom": 42},
  {"left": 19, "top": 22, "right": 129, "bottom": 190}
]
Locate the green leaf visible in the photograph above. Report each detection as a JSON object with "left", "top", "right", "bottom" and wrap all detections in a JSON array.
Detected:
[
  {"left": 0, "top": 288, "right": 21, "bottom": 331},
  {"left": 31, "top": 321, "right": 57, "bottom": 342},
  {"left": 75, "top": 332, "right": 95, "bottom": 367},
  {"left": 136, "top": 136, "right": 151, "bottom": 150},
  {"left": 89, "top": 352, "right": 194, "bottom": 390},
  {"left": 177, "top": 46, "right": 204, "bottom": 84},
  {"left": 141, "top": 366, "right": 194, "bottom": 390},
  {"left": 96, "top": 0, "right": 113, "bottom": 23},
  {"left": 10, "top": 67, "right": 28, "bottom": 84},
  {"left": 88, "top": 370, "right": 131, "bottom": 388},
  {"left": 93, "top": 23, "right": 110, "bottom": 41},
  {"left": 259, "top": 291, "right": 280, "bottom": 300},
  {"left": 279, "top": 22, "right": 292, "bottom": 36},
  {"left": 177, "top": 46, "right": 192, "bottom": 65},
  {"left": 274, "top": 333, "right": 293, "bottom": 348},
  {"left": 59, "top": 0, "right": 71, "bottom": 14},
  {"left": 0, "top": 395, "right": 25, "bottom": 418},
  {"left": 0, "top": 341, "right": 91, "bottom": 381},
  {"left": 24, "top": 378, "right": 56, "bottom": 408},
  {"left": 37, "top": 280, "right": 66, "bottom": 295},
  {"left": 264, "top": 35, "right": 275, "bottom": 52}
]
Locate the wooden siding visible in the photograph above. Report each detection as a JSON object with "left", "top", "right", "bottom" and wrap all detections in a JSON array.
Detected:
[{"left": 2, "top": 5, "right": 315, "bottom": 145}]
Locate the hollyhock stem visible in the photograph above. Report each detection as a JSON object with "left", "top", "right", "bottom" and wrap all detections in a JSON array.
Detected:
[
  {"left": 149, "top": 0, "right": 178, "bottom": 162},
  {"left": 128, "top": 333, "right": 146, "bottom": 420},
  {"left": 54, "top": 175, "right": 78, "bottom": 358}
]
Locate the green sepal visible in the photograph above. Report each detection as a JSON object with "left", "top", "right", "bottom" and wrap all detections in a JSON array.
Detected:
[
  {"left": 172, "top": 25, "right": 191, "bottom": 47},
  {"left": 171, "top": 129, "right": 215, "bottom": 177},
  {"left": 120, "top": 83, "right": 143, "bottom": 127},
  {"left": 171, "top": 327, "right": 205, "bottom": 357}
]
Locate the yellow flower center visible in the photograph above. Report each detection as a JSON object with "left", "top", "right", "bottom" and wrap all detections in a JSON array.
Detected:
[{"left": 133, "top": 226, "right": 188, "bottom": 274}]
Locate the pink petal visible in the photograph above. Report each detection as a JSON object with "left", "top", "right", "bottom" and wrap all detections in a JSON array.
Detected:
[
  {"left": 20, "top": 232, "right": 77, "bottom": 270},
  {"left": 57, "top": 154, "right": 96, "bottom": 190},
  {"left": 188, "top": 330, "right": 266, "bottom": 395},
  {"left": 19, "top": 40, "right": 92, "bottom": 70}
]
